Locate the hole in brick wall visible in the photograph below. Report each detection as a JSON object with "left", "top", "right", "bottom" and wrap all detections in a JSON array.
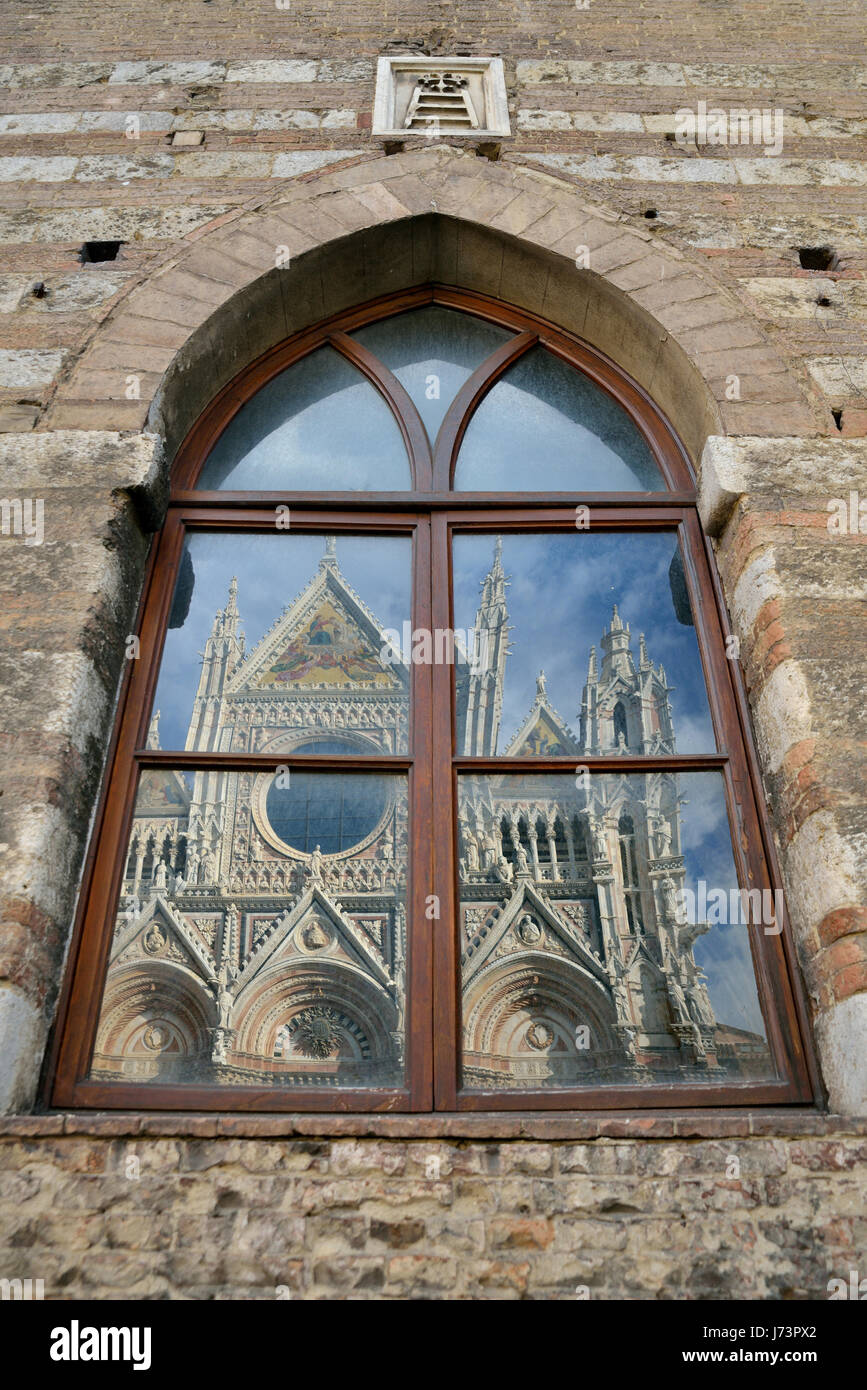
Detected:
[
  {"left": 831, "top": 408, "right": 843, "bottom": 431},
  {"left": 643, "top": 208, "right": 658, "bottom": 219},
  {"left": 816, "top": 295, "right": 832, "bottom": 308},
  {"left": 475, "top": 142, "right": 501, "bottom": 161},
  {"left": 798, "top": 246, "right": 838, "bottom": 271},
  {"left": 79, "top": 241, "right": 123, "bottom": 264},
  {"left": 383, "top": 140, "right": 405, "bottom": 156},
  {"left": 31, "top": 281, "right": 48, "bottom": 299}
]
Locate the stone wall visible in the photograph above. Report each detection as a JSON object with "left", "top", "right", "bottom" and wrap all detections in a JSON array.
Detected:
[{"left": 1, "top": 1114, "right": 865, "bottom": 1300}]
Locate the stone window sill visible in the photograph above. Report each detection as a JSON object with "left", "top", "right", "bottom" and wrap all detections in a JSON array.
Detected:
[{"left": 2, "top": 1109, "right": 864, "bottom": 1141}]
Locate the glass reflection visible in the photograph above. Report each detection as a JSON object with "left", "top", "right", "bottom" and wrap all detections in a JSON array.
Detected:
[
  {"left": 453, "top": 532, "right": 716, "bottom": 756},
  {"left": 152, "top": 533, "right": 412, "bottom": 754},
  {"left": 351, "top": 305, "right": 512, "bottom": 443},
  {"left": 454, "top": 346, "right": 663, "bottom": 491},
  {"left": 198, "top": 346, "right": 411, "bottom": 491},
  {"left": 90, "top": 767, "right": 408, "bottom": 1088},
  {"left": 458, "top": 772, "right": 773, "bottom": 1089}
]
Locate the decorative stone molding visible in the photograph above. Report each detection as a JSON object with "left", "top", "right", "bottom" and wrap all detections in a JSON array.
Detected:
[
  {"left": 42, "top": 148, "right": 821, "bottom": 463},
  {"left": 372, "top": 58, "right": 510, "bottom": 139}
]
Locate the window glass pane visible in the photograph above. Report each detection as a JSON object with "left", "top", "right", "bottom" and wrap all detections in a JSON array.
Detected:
[
  {"left": 264, "top": 744, "right": 390, "bottom": 854},
  {"left": 90, "top": 767, "right": 408, "bottom": 1088},
  {"left": 453, "top": 347, "right": 664, "bottom": 491},
  {"left": 151, "top": 532, "right": 412, "bottom": 754},
  {"left": 453, "top": 532, "right": 715, "bottom": 757},
  {"left": 351, "top": 306, "right": 512, "bottom": 443},
  {"left": 458, "top": 771, "right": 774, "bottom": 1091},
  {"left": 197, "top": 346, "right": 411, "bottom": 490}
]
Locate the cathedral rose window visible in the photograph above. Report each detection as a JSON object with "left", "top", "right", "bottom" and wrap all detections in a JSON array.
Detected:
[{"left": 51, "top": 290, "right": 813, "bottom": 1112}]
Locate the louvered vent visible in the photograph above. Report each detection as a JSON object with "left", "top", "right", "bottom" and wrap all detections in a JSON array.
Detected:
[{"left": 403, "top": 72, "right": 480, "bottom": 132}]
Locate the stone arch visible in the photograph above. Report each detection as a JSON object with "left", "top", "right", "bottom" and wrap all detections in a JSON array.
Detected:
[
  {"left": 45, "top": 146, "right": 819, "bottom": 476},
  {"left": 92, "top": 961, "right": 215, "bottom": 1080},
  {"left": 231, "top": 959, "right": 399, "bottom": 1073},
  {"left": 463, "top": 952, "right": 621, "bottom": 1078}
]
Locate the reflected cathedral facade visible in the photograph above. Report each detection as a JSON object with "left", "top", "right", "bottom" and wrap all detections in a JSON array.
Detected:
[{"left": 92, "top": 538, "right": 768, "bottom": 1087}]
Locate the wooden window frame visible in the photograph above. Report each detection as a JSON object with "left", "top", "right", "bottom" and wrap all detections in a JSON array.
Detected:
[{"left": 47, "top": 285, "right": 820, "bottom": 1113}]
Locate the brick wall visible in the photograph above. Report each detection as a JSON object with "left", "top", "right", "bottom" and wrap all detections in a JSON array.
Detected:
[{"left": 0, "top": 0, "right": 865, "bottom": 1298}]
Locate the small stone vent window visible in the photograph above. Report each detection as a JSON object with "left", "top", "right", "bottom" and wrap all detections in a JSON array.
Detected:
[{"left": 373, "top": 56, "right": 510, "bottom": 139}]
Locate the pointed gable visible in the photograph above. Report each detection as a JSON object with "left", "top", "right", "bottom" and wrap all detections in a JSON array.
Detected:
[
  {"left": 505, "top": 674, "right": 581, "bottom": 757},
  {"left": 136, "top": 768, "right": 190, "bottom": 816},
  {"left": 113, "top": 896, "right": 215, "bottom": 980},
  {"left": 227, "top": 561, "right": 407, "bottom": 696},
  {"left": 508, "top": 704, "right": 580, "bottom": 757},
  {"left": 255, "top": 596, "right": 396, "bottom": 689}
]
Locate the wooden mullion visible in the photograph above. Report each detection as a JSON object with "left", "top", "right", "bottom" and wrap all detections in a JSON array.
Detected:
[
  {"left": 454, "top": 754, "right": 728, "bottom": 774},
  {"left": 134, "top": 753, "right": 414, "bottom": 772},
  {"left": 171, "top": 491, "right": 697, "bottom": 510},
  {"left": 431, "top": 510, "right": 460, "bottom": 1109},
  {"left": 329, "top": 330, "right": 433, "bottom": 489},
  {"left": 432, "top": 331, "right": 538, "bottom": 488},
  {"left": 407, "top": 517, "right": 434, "bottom": 1109}
]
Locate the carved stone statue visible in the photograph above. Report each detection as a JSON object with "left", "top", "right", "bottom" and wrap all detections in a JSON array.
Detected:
[
  {"left": 591, "top": 820, "right": 608, "bottom": 860},
  {"left": 494, "top": 852, "right": 513, "bottom": 883},
  {"left": 153, "top": 858, "right": 168, "bottom": 892},
  {"left": 480, "top": 829, "right": 497, "bottom": 871},
  {"left": 660, "top": 875, "right": 682, "bottom": 923},
  {"left": 612, "top": 973, "right": 631, "bottom": 1024},
  {"left": 619, "top": 1025, "right": 638, "bottom": 1061},
  {"left": 517, "top": 914, "right": 542, "bottom": 945},
  {"left": 214, "top": 960, "right": 234, "bottom": 1029},
  {"left": 185, "top": 845, "right": 199, "bottom": 884},
  {"left": 308, "top": 845, "right": 324, "bottom": 882},
  {"left": 464, "top": 829, "right": 480, "bottom": 872},
  {"left": 667, "top": 972, "right": 691, "bottom": 1025},
  {"left": 655, "top": 819, "right": 672, "bottom": 858},
  {"left": 514, "top": 842, "right": 530, "bottom": 876}
]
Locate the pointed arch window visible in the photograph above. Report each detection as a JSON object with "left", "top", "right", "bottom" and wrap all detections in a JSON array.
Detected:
[{"left": 51, "top": 287, "right": 814, "bottom": 1113}]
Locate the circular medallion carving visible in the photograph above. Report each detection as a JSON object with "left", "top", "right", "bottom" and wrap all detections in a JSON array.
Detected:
[
  {"left": 142, "top": 1023, "right": 171, "bottom": 1051},
  {"left": 289, "top": 1005, "right": 343, "bottom": 1059},
  {"left": 142, "top": 923, "right": 168, "bottom": 957},
  {"left": 516, "top": 914, "right": 542, "bottom": 945},
  {"left": 298, "top": 915, "right": 332, "bottom": 951},
  {"left": 525, "top": 1021, "right": 554, "bottom": 1051}
]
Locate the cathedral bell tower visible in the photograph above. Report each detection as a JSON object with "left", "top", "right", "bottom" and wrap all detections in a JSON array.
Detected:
[
  {"left": 457, "top": 537, "right": 511, "bottom": 755},
  {"left": 185, "top": 576, "right": 246, "bottom": 885},
  {"left": 185, "top": 576, "right": 246, "bottom": 754},
  {"left": 579, "top": 606, "right": 676, "bottom": 755}
]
